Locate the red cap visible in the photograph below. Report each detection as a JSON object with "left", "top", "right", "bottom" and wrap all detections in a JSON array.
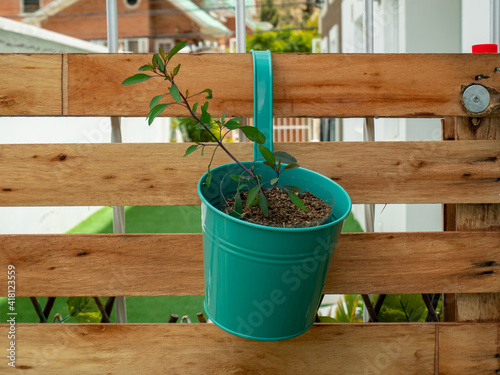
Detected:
[{"left": 472, "top": 44, "right": 498, "bottom": 53}]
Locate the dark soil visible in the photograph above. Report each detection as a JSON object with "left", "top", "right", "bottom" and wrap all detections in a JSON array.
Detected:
[{"left": 225, "top": 188, "right": 332, "bottom": 228}]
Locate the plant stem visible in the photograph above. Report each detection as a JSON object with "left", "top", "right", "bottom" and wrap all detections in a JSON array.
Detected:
[
  {"left": 29, "top": 297, "right": 47, "bottom": 323},
  {"left": 176, "top": 81, "right": 256, "bottom": 177},
  {"left": 43, "top": 297, "right": 56, "bottom": 321},
  {"left": 93, "top": 297, "right": 110, "bottom": 323},
  {"left": 103, "top": 297, "right": 116, "bottom": 322}
]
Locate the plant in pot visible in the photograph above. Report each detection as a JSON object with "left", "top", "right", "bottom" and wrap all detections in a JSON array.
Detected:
[{"left": 122, "top": 42, "right": 352, "bottom": 341}]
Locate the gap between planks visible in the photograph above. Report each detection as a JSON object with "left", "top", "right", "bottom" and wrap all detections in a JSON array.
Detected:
[{"left": 61, "top": 54, "right": 69, "bottom": 116}]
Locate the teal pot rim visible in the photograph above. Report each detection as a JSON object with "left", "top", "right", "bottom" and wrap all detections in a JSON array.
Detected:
[{"left": 197, "top": 161, "right": 352, "bottom": 233}]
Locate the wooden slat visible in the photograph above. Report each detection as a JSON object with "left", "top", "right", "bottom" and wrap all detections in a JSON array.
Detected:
[
  {"left": 1, "top": 232, "right": 498, "bottom": 297},
  {"left": 0, "top": 54, "right": 62, "bottom": 116},
  {"left": 68, "top": 53, "right": 500, "bottom": 118},
  {"left": 0, "top": 323, "right": 435, "bottom": 374},
  {"left": 1, "top": 53, "right": 499, "bottom": 117},
  {"left": 454, "top": 115, "right": 500, "bottom": 323},
  {"left": 439, "top": 323, "right": 500, "bottom": 374},
  {"left": 1, "top": 141, "right": 499, "bottom": 206},
  {"left": 327, "top": 231, "right": 500, "bottom": 295}
]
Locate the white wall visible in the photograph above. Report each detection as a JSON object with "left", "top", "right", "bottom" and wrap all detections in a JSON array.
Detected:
[{"left": 462, "top": 0, "right": 490, "bottom": 52}]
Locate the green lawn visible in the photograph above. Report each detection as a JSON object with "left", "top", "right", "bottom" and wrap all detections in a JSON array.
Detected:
[{"left": 2, "top": 206, "right": 361, "bottom": 323}]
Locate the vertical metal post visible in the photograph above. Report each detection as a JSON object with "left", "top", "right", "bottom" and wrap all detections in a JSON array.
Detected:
[
  {"left": 235, "top": 0, "right": 246, "bottom": 53},
  {"left": 363, "top": 0, "right": 375, "bottom": 233},
  {"left": 364, "top": 0, "right": 374, "bottom": 54},
  {"left": 106, "top": 0, "right": 119, "bottom": 54},
  {"left": 491, "top": 0, "right": 500, "bottom": 46},
  {"left": 235, "top": 0, "right": 248, "bottom": 141},
  {"left": 106, "top": 0, "right": 127, "bottom": 323},
  {"left": 362, "top": 0, "right": 375, "bottom": 323}
]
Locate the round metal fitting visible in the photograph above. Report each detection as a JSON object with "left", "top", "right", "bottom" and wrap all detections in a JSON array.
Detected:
[{"left": 462, "top": 85, "right": 490, "bottom": 113}]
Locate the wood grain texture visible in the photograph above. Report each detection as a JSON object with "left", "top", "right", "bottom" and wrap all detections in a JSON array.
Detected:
[
  {"left": 454, "top": 116, "right": 500, "bottom": 323},
  {"left": 0, "top": 323, "right": 435, "bottom": 374},
  {"left": 2, "top": 53, "right": 500, "bottom": 118},
  {"left": 1, "top": 140, "right": 499, "bottom": 207},
  {"left": 1, "top": 232, "right": 498, "bottom": 297},
  {"left": 66, "top": 53, "right": 500, "bottom": 118},
  {"left": 0, "top": 54, "right": 62, "bottom": 116},
  {"left": 439, "top": 323, "right": 500, "bottom": 374}
]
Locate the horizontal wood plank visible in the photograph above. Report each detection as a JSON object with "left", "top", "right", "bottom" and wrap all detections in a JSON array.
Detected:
[
  {"left": 0, "top": 323, "right": 436, "bottom": 374},
  {"left": 0, "top": 54, "right": 62, "bottom": 116},
  {"left": 1, "top": 232, "right": 498, "bottom": 297},
  {"left": 70, "top": 53, "right": 500, "bottom": 118},
  {"left": 438, "top": 323, "right": 500, "bottom": 374},
  {"left": 1, "top": 53, "right": 499, "bottom": 117},
  {"left": 0, "top": 141, "right": 499, "bottom": 206}
]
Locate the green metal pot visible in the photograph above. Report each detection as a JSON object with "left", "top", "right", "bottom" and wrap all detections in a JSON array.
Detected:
[
  {"left": 198, "top": 162, "right": 351, "bottom": 340},
  {"left": 197, "top": 50, "right": 351, "bottom": 340}
]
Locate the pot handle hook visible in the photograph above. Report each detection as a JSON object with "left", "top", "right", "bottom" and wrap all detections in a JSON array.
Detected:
[{"left": 251, "top": 50, "right": 273, "bottom": 161}]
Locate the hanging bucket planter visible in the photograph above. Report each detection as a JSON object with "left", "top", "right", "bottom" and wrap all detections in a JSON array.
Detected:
[{"left": 197, "top": 51, "right": 352, "bottom": 341}]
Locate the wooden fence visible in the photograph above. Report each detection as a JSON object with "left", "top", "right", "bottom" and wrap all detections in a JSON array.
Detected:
[{"left": 0, "top": 53, "right": 499, "bottom": 374}]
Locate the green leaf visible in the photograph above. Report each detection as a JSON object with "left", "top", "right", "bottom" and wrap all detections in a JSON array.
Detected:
[
  {"left": 159, "top": 48, "right": 166, "bottom": 60},
  {"left": 221, "top": 112, "right": 226, "bottom": 123},
  {"left": 170, "top": 84, "right": 181, "bottom": 103},
  {"left": 172, "top": 64, "right": 181, "bottom": 77},
  {"left": 138, "top": 64, "right": 154, "bottom": 71},
  {"left": 234, "top": 192, "right": 242, "bottom": 214},
  {"left": 149, "top": 94, "right": 165, "bottom": 110},
  {"left": 283, "top": 163, "right": 299, "bottom": 170},
  {"left": 288, "top": 191, "right": 307, "bottom": 212},
  {"left": 147, "top": 103, "right": 169, "bottom": 125},
  {"left": 168, "top": 41, "right": 188, "bottom": 59},
  {"left": 229, "top": 210, "right": 241, "bottom": 219},
  {"left": 273, "top": 151, "right": 297, "bottom": 165},
  {"left": 258, "top": 192, "right": 269, "bottom": 217},
  {"left": 241, "top": 126, "right": 266, "bottom": 144},
  {"left": 377, "top": 294, "right": 427, "bottom": 322},
  {"left": 202, "top": 169, "right": 212, "bottom": 188},
  {"left": 184, "top": 144, "right": 198, "bottom": 157},
  {"left": 237, "top": 183, "right": 248, "bottom": 191},
  {"left": 246, "top": 185, "right": 261, "bottom": 208},
  {"left": 192, "top": 102, "right": 199, "bottom": 113},
  {"left": 225, "top": 119, "right": 242, "bottom": 130},
  {"left": 229, "top": 174, "right": 241, "bottom": 182},
  {"left": 200, "top": 102, "right": 211, "bottom": 124},
  {"left": 270, "top": 177, "right": 279, "bottom": 185},
  {"left": 331, "top": 295, "right": 363, "bottom": 323},
  {"left": 201, "top": 88, "right": 212, "bottom": 99},
  {"left": 122, "top": 73, "right": 151, "bottom": 85},
  {"left": 258, "top": 145, "right": 275, "bottom": 165},
  {"left": 178, "top": 117, "right": 191, "bottom": 128},
  {"left": 263, "top": 161, "right": 275, "bottom": 169},
  {"left": 66, "top": 297, "right": 101, "bottom": 323},
  {"left": 285, "top": 185, "right": 302, "bottom": 192},
  {"left": 153, "top": 53, "right": 164, "bottom": 72}
]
